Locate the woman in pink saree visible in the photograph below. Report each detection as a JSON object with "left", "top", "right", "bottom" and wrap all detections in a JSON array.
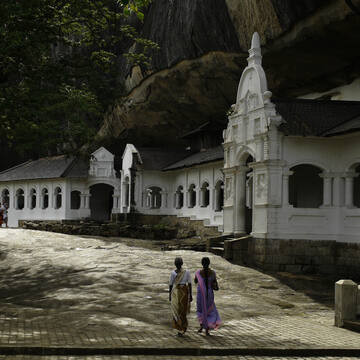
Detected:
[{"left": 194, "top": 257, "right": 221, "bottom": 335}]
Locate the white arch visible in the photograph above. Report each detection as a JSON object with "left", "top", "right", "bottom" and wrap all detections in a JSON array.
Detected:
[
  {"left": 235, "top": 145, "right": 256, "bottom": 165},
  {"left": 200, "top": 179, "right": 210, "bottom": 187},
  {"left": 344, "top": 158, "right": 360, "bottom": 172},
  {"left": 143, "top": 184, "right": 167, "bottom": 193},
  {"left": 1, "top": 187, "right": 10, "bottom": 196},
  {"left": 214, "top": 177, "right": 224, "bottom": 186},
  {"left": 88, "top": 179, "right": 117, "bottom": 188},
  {"left": 288, "top": 159, "right": 328, "bottom": 172}
]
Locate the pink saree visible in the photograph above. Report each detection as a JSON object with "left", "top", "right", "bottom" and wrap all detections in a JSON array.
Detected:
[{"left": 195, "top": 270, "right": 221, "bottom": 330}]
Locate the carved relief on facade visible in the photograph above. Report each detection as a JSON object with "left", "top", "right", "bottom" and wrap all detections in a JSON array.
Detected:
[
  {"left": 254, "top": 118, "right": 261, "bottom": 135},
  {"left": 256, "top": 173, "right": 267, "bottom": 200},
  {"left": 225, "top": 176, "right": 234, "bottom": 201},
  {"left": 246, "top": 92, "right": 259, "bottom": 112}
]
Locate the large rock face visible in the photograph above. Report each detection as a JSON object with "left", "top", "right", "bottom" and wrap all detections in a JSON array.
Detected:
[{"left": 100, "top": 0, "right": 360, "bottom": 149}]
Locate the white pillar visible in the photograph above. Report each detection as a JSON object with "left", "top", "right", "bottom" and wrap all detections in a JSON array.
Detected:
[
  {"left": 333, "top": 175, "right": 344, "bottom": 207},
  {"left": 9, "top": 190, "right": 14, "bottom": 209},
  {"left": 209, "top": 186, "right": 215, "bottom": 210},
  {"left": 234, "top": 167, "right": 247, "bottom": 234},
  {"left": 199, "top": 188, "right": 204, "bottom": 207},
  {"left": 282, "top": 170, "right": 293, "bottom": 206},
  {"left": 175, "top": 192, "right": 179, "bottom": 209},
  {"left": 85, "top": 194, "right": 91, "bottom": 209},
  {"left": 80, "top": 194, "right": 86, "bottom": 209},
  {"left": 335, "top": 279, "right": 358, "bottom": 327},
  {"left": 320, "top": 173, "right": 332, "bottom": 207},
  {"left": 345, "top": 172, "right": 358, "bottom": 208},
  {"left": 160, "top": 191, "right": 167, "bottom": 209},
  {"left": 195, "top": 187, "right": 200, "bottom": 208}
]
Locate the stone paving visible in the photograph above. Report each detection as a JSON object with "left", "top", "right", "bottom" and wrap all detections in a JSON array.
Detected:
[
  {"left": 0, "top": 357, "right": 360, "bottom": 360},
  {"left": 0, "top": 229, "right": 359, "bottom": 358}
]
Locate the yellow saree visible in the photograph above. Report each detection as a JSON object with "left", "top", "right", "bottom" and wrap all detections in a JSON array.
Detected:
[{"left": 171, "top": 270, "right": 191, "bottom": 332}]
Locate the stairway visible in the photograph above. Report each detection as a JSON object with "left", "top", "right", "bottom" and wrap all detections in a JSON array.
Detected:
[
  {"left": 206, "top": 235, "right": 231, "bottom": 257},
  {"left": 344, "top": 318, "right": 360, "bottom": 332}
]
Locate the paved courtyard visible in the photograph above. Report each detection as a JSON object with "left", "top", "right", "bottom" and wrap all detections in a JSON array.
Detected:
[{"left": 0, "top": 229, "right": 359, "bottom": 359}]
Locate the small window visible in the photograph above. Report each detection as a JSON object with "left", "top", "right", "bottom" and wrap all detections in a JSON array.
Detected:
[
  {"left": 54, "top": 187, "right": 62, "bottom": 209},
  {"left": 215, "top": 180, "right": 224, "bottom": 211},
  {"left": 42, "top": 188, "right": 49, "bottom": 209},
  {"left": 16, "top": 189, "right": 24, "bottom": 210},
  {"left": 200, "top": 182, "right": 210, "bottom": 207},
  {"left": 30, "top": 188, "right": 37, "bottom": 209},
  {"left": 188, "top": 184, "right": 196, "bottom": 208},
  {"left": 175, "top": 186, "right": 184, "bottom": 209}
]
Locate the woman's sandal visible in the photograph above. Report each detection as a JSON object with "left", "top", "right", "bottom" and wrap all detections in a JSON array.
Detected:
[{"left": 197, "top": 327, "right": 203, "bottom": 333}]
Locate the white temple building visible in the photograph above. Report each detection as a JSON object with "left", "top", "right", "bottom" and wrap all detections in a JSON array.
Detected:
[{"left": 1, "top": 32, "right": 360, "bottom": 248}]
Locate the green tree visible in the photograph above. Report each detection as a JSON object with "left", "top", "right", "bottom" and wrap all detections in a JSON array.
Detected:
[{"left": 0, "top": 0, "right": 156, "bottom": 160}]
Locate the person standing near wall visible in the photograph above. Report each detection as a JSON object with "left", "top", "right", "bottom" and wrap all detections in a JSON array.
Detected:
[{"left": 169, "top": 257, "right": 192, "bottom": 336}]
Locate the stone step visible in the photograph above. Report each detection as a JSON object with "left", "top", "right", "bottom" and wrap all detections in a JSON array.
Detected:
[
  {"left": 210, "top": 246, "right": 224, "bottom": 256},
  {"left": 344, "top": 319, "right": 360, "bottom": 332}
]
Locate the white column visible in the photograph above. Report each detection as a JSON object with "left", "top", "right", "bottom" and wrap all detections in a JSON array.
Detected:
[
  {"left": 80, "top": 194, "right": 86, "bottom": 209},
  {"left": 320, "top": 173, "right": 332, "bottom": 207},
  {"left": 161, "top": 191, "right": 167, "bottom": 209},
  {"left": 345, "top": 172, "right": 358, "bottom": 208},
  {"left": 209, "top": 186, "right": 215, "bottom": 210},
  {"left": 234, "top": 167, "right": 247, "bottom": 234},
  {"left": 9, "top": 190, "right": 14, "bottom": 209},
  {"left": 199, "top": 188, "right": 204, "bottom": 207},
  {"left": 85, "top": 194, "right": 91, "bottom": 209},
  {"left": 175, "top": 192, "right": 179, "bottom": 209},
  {"left": 112, "top": 194, "right": 120, "bottom": 211},
  {"left": 282, "top": 170, "right": 293, "bottom": 206},
  {"left": 24, "top": 188, "right": 28, "bottom": 209},
  {"left": 333, "top": 175, "right": 344, "bottom": 207}
]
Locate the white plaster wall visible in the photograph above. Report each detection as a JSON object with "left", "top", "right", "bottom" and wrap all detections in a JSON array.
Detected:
[
  {"left": 300, "top": 77, "right": 360, "bottom": 101},
  {"left": 134, "top": 162, "right": 224, "bottom": 228},
  {"left": 266, "top": 132, "right": 360, "bottom": 242}
]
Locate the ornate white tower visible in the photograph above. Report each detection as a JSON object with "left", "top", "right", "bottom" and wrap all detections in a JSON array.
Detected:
[{"left": 223, "top": 32, "right": 284, "bottom": 236}]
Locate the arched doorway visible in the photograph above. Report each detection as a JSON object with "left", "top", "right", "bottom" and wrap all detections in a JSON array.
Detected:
[{"left": 90, "top": 184, "right": 114, "bottom": 221}]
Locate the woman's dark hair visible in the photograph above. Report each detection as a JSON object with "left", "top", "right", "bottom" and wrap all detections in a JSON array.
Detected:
[
  {"left": 174, "top": 257, "right": 183, "bottom": 270},
  {"left": 201, "top": 257, "right": 210, "bottom": 269}
]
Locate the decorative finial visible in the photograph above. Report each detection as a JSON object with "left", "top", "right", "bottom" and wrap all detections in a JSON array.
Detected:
[
  {"left": 248, "top": 32, "right": 262, "bottom": 66},
  {"left": 251, "top": 32, "right": 261, "bottom": 50}
]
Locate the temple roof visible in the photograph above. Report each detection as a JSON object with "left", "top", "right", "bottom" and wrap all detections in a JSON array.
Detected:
[
  {"left": 163, "top": 145, "right": 223, "bottom": 171},
  {"left": 0, "top": 155, "right": 88, "bottom": 182},
  {"left": 275, "top": 99, "right": 360, "bottom": 137},
  {"left": 136, "top": 148, "right": 189, "bottom": 171}
]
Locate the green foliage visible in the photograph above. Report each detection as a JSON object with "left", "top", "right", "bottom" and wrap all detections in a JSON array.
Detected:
[{"left": 0, "top": 0, "right": 157, "bottom": 160}]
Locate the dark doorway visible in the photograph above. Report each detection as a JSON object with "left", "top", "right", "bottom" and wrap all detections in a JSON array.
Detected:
[{"left": 90, "top": 184, "right": 114, "bottom": 221}]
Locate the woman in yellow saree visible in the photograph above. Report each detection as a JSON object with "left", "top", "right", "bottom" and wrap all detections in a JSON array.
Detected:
[{"left": 169, "top": 257, "right": 192, "bottom": 336}]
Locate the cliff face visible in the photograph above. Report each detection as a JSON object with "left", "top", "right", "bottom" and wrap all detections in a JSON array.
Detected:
[{"left": 100, "top": 0, "right": 360, "bottom": 149}]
